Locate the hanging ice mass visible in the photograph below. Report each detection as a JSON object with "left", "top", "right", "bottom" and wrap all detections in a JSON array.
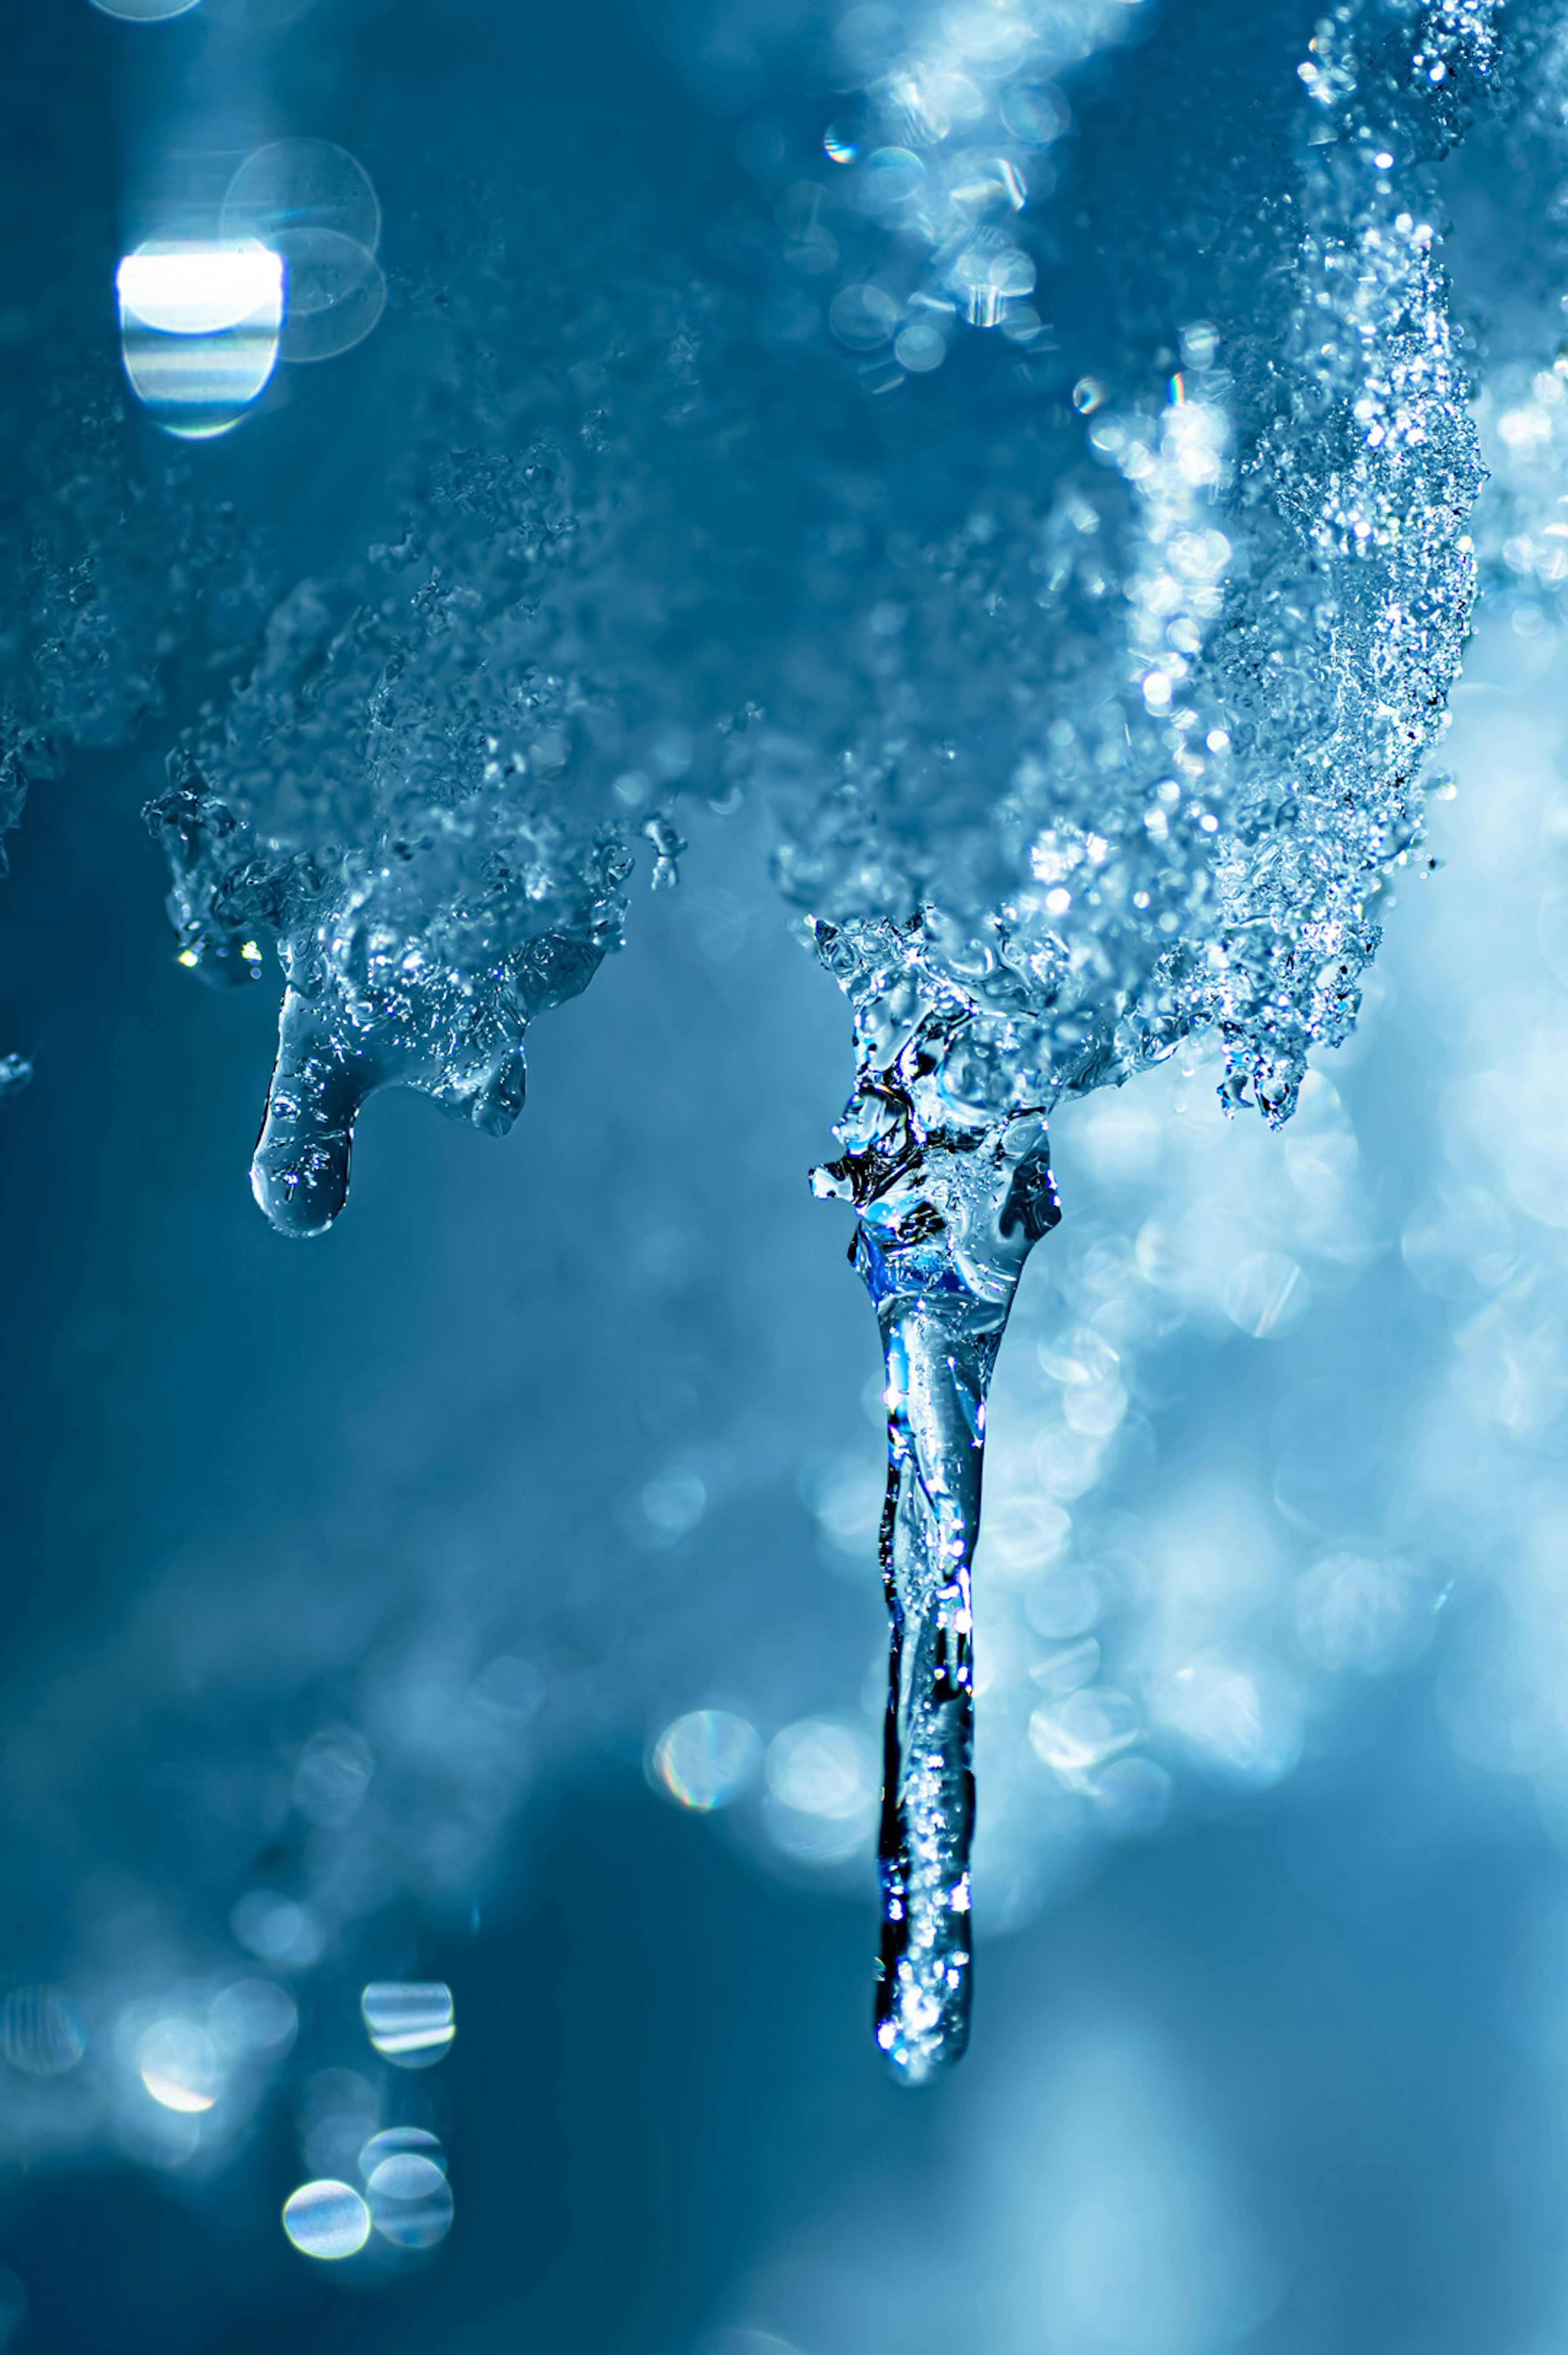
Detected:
[{"left": 2, "top": 0, "right": 1501, "bottom": 2082}]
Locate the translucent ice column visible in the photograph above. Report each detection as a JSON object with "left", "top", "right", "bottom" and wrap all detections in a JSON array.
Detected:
[{"left": 812, "top": 915, "right": 1062, "bottom": 2077}]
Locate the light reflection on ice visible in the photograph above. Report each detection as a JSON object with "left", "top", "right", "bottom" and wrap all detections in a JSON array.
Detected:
[
  {"left": 282, "top": 2178, "right": 372, "bottom": 2260},
  {"left": 136, "top": 2019, "right": 220, "bottom": 2113},
  {"left": 115, "top": 241, "right": 283, "bottom": 439},
  {"left": 360, "top": 1981, "right": 455, "bottom": 2067}
]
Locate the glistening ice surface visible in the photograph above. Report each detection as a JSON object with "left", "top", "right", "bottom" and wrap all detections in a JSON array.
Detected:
[{"left": 8, "top": 0, "right": 1568, "bottom": 2343}]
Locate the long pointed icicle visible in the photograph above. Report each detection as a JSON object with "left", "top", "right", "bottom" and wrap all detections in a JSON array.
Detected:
[{"left": 812, "top": 913, "right": 1060, "bottom": 2082}]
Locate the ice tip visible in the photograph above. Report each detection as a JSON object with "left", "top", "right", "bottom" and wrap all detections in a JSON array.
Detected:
[
  {"left": 874, "top": 1990, "right": 970, "bottom": 2085},
  {"left": 876, "top": 2024, "right": 967, "bottom": 2088},
  {"left": 249, "top": 1130, "right": 353, "bottom": 1239}
]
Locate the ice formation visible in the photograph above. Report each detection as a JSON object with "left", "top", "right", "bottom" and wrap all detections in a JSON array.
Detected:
[{"left": 0, "top": 0, "right": 1508, "bottom": 2085}]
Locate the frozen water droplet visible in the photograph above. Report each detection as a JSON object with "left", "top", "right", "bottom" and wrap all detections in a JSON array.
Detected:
[
  {"left": 282, "top": 2180, "right": 372, "bottom": 2261},
  {"left": 251, "top": 991, "right": 375, "bottom": 1238},
  {"left": 360, "top": 1982, "right": 455, "bottom": 2067}
]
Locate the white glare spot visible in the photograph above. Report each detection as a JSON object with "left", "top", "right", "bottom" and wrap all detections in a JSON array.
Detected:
[
  {"left": 283, "top": 2180, "right": 372, "bottom": 2261},
  {"left": 116, "top": 242, "right": 283, "bottom": 440},
  {"left": 360, "top": 1982, "right": 455, "bottom": 2067},
  {"left": 137, "top": 2020, "right": 221, "bottom": 2113},
  {"left": 650, "top": 1709, "right": 761, "bottom": 1811}
]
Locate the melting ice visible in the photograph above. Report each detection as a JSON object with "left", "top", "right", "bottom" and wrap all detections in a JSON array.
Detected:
[{"left": 0, "top": 0, "right": 1533, "bottom": 2092}]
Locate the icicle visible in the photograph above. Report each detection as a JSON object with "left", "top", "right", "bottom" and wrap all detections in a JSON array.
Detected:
[
  {"left": 812, "top": 914, "right": 1061, "bottom": 2081},
  {"left": 251, "top": 988, "right": 383, "bottom": 1237}
]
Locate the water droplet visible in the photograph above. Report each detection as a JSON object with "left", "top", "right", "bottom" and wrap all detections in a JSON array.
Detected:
[
  {"left": 231, "top": 1889, "right": 327, "bottom": 1968},
  {"left": 1000, "top": 80, "right": 1069, "bottom": 145},
  {"left": 650, "top": 1710, "right": 760, "bottom": 1811},
  {"left": 359, "top": 2126, "right": 446, "bottom": 2177},
  {"left": 894, "top": 322, "right": 947, "bottom": 373},
  {"left": 360, "top": 1983, "right": 455, "bottom": 2067},
  {"left": 283, "top": 2180, "right": 372, "bottom": 2261},
  {"left": 137, "top": 2020, "right": 222, "bottom": 2112},
  {"left": 0, "top": 1987, "right": 84, "bottom": 2076},
  {"left": 365, "top": 2152, "right": 455, "bottom": 2249},
  {"left": 829, "top": 283, "right": 900, "bottom": 350}
]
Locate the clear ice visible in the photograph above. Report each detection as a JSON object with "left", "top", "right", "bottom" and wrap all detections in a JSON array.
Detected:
[{"left": 0, "top": 0, "right": 1509, "bottom": 2079}]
